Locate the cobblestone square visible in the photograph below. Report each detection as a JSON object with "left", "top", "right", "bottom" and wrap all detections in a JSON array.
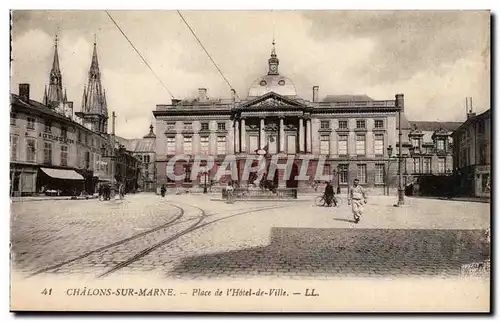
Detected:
[{"left": 10, "top": 193, "right": 490, "bottom": 280}]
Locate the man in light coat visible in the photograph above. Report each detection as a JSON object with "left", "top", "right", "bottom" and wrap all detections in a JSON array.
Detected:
[{"left": 348, "top": 178, "right": 367, "bottom": 223}]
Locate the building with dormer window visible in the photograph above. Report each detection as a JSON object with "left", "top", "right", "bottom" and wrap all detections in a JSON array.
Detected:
[
  {"left": 452, "top": 109, "right": 491, "bottom": 198},
  {"left": 10, "top": 36, "right": 140, "bottom": 196}
]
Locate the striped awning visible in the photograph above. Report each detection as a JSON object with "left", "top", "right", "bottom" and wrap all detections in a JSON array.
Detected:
[{"left": 40, "top": 168, "right": 84, "bottom": 180}]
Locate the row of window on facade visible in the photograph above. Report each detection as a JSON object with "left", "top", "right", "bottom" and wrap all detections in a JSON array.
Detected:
[
  {"left": 458, "top": 142, "right": 488, "bottom": 168},
  {"left": 166, "top": 119, "right": 385, "bottom": 132},
  {"left": 166, "top": 136, "right": 228, "bottom": 155},
  {"left": 319, "top": 119, "right": 385, "bottom": 130},
  {"left": 166, "top": 133, "right": 449, "bottom": 156},
  {"left": 166, "top": 121, "right": 227, "bottom": 132},
  {"left": 410, "top": 137, "right": 449, "bottom": 152},
  {"left": 11, "top": 113, "right": 104, "bottom": 148},
  {"left": 136, "top": 154, "right": 152, "bottom": 164},
  {"left": 324, "top": 159, "right": 448, "bottom": 182},
  {"left": 166, "top": 158, "right": 449, "bottom": 185},
  {"left": 458, "top": 121, "right": 486, "bottom": 143},
  {"left": 10, "top": 136, "right": 108, "bottom": 172},
  {"left": 166, "top": 134, "right": 385, "bottom": 156}
]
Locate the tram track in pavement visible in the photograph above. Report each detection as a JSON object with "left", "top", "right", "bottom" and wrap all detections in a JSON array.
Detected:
[
  {"left": 96, "top": 202, "right": 294, "bottom": 279},
  {"left": 25, "top": 201, "right": 288, "bottom": 279},
  {"left": 26, "top": 202, "right": 187, "bottom": 278}
]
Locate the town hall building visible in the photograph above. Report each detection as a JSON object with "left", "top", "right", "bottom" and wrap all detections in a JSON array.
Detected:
[{"left": 153, "top": 42, "right": 456, "bottom": 194}]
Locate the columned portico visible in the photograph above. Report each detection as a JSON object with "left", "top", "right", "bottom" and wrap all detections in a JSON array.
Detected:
[
  {"left": 279, "top": 117, "right": 285, "bottom": 153},
  {"left": 299, "top": 117, "right": 305, "bottom": 153},
  {"left": 240, "top": 118, "right": 246, "bottom": 153},
  {"left": 306, "top": 118, "right": 312, "bottom": 153},
  {"left": 234, "top": 119, "right": 240, "bottom": 153},
  {"left": 260, "top": 117, "right": 266, "bottom": 149}
]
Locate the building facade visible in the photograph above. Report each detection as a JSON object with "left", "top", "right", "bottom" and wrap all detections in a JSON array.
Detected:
[
  {"left": 154, "top": 43, "right": 408, "bottom": 194},
  {"left": 115, "top": 125, "right": 157, "bottom": 192},
  {"left": 10, "top": 84, "right": 111, "bottom": 196},
  {"left": 452, "top": 109, "right": 491, "bottom": 198},
  {"left": 10, "top": 36, "right": 140, "bottom": 196},
  {"left": 395, "top": 119, "right": 461, "bottom": 196}
]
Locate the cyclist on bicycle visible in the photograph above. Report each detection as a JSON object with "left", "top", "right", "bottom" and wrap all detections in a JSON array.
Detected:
[{"left": 324, "top": 181, "right": 336, "bottom": 207}]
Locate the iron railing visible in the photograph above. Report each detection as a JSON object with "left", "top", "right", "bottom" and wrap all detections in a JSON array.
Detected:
[{"left": 222, "top": 187, "right": 298, "bottom": 200}]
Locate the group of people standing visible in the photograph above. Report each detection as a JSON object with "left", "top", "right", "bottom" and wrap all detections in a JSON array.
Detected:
[{"left": 98, "top": 183, "right": 125, "bottom": 201}]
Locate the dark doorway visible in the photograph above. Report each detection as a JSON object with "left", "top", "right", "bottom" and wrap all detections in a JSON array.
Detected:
[
  {"left": 272, "top": 168, "right": 279, "bottom": 187},
  {"left": 286, "top": 162, "right": 299, "bottom": 188},
  {"left": 10, "top": 171, "right": 20, "bottom": 196}
]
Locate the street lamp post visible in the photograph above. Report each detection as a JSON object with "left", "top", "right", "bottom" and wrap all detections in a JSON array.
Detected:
[
  {"left": 332, "top": 168, "right": 341, "bottom": 194},
  {"left": 203, "top": 171, "right": 208, "bottom": 194},
  {"left": 397, "top": 108, "right": 405, "bottom": 206},
  {"left": 387, "top": 143, "right": 415, "bottom": 207}
]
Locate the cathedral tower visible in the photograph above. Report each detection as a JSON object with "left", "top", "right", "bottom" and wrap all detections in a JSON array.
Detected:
[
  {"left": 76, "top": 38, "right": 108, "bottom": 134},
  {"left": 44, "top": 35, "right": 66, "bottom": 109}
]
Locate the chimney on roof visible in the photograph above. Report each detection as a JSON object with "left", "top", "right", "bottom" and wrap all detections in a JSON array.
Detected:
[
  {"left": 466, "top": 97, "right": 476, "bottom": 119},
  {"left": 19, "top": 84, "right": 30, "bottom": 102},
  {"left": 312, "top": 86, "right": 319, "bottom": 103},
  {"left": 198, "top": 88, "right": 207, "bottom": 101},
  {"left": 395, "top": 93, "right": 404, "bottom": 113}
]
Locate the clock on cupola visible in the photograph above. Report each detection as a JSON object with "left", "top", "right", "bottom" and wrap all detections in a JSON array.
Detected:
[{"left": 268, "top": 40, "right": 280, "bottom": 75}]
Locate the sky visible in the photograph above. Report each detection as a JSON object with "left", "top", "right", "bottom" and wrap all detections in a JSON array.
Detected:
[{"left": 11, "top": 10, "right": 490, "bottom": 139}]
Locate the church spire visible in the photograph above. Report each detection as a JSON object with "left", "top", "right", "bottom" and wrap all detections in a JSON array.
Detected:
[
  {"left": 45, "top": 34, "right": 64, "bottom": 108},
  {"left": 43, "top": 86, "right": 48, "bottom": 105},
  {"left": 51, "top": 34, "right": 61, "bottom": 81},
  {"left": 77, "top": 37, "right": 108, "bottom": 134}
]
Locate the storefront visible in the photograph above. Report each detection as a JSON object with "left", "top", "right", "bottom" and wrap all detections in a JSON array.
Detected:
[
  {"left": 475, "top": 165, "right": 490, "bottom": 198},
  {"left": 37, "top": 167, "right": 85, "bottom": 196},
  {"left": 10, "top": 164, "right": 38, "bottom": 196}
]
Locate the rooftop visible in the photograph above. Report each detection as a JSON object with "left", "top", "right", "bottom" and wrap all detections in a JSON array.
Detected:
[{"left": 322, "top": 94, "right": 374, "bottom": 102}]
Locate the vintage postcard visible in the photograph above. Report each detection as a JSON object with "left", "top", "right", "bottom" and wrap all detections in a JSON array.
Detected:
[{"left": 9, "top": 10, "right": 491, "bottom": 312}]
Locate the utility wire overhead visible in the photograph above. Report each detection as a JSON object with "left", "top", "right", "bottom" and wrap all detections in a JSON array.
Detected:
[
  {"left": 105, "top": 11, "right": 176, "bottom": 100},
  {"left": 177, "top": 10, "right": 240, "bottom": 100}
]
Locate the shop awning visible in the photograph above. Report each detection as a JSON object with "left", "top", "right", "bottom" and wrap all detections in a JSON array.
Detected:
[{"left": 40, "top": 168, "right": 84, "bottom": 180}]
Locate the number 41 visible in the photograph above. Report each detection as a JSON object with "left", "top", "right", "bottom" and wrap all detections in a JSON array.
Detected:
[{"left": 41, "top": 288, "right": 52, "bottom": 295}]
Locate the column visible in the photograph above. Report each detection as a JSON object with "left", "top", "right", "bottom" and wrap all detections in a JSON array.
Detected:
[
  {"left": 240, "top": 118, "right": 246, "bottom": 153},
  {"left": 299, "top": 118, "right": 305, "bottom": 153},
  {"left": 193, "top": 132, "right": 200, "bottom": 155},
  {"left": 234, "top": 119, "right": 240, "bottom": 153},
  {"left": 306, "top": 118, "right": 312, "bottom": 153},
  {"left": 279, "top": 117, "right": 285, "bottom": 153},
  {"left": 260, "top": 118, "right": 266, "bottom": 149}
]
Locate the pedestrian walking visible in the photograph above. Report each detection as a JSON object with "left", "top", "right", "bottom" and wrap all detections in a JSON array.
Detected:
[
  {"left": 324, "top": 181, "right": 335, "bottom": 207},
  {"left": 160, "top": 184, "right": 166, "bottom": 198},
  {"left": 119, "top": 183, "right": 125, "bottom": 200},
  {"left": 103, "top": 184, "right": 110, "bottom": 200},
  {"left": 225, "top": 180, "right": 234, "bottom": 203},
  {"left": 99, "top": 184, "right": 104, "bottom": 201},
  {"left": 348, "top": 178, "right": 367, "bottom": 223}
]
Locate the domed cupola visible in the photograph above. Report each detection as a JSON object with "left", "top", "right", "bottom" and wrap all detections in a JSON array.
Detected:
[{"left": 247, "top": 40, "right": 297, "bottom": 97}]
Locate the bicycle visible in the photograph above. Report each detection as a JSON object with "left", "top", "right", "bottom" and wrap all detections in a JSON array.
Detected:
[{"left": 314, "top": 194, "right": 343, "bottom": 207}]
